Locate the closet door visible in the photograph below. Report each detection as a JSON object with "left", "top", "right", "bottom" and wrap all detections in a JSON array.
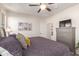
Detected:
[{"left": 56, "top": 27, "right": 75, "bottom": 54}]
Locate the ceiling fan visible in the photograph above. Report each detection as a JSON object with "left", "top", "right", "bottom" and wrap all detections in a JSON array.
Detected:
[{"left": 28, "top": 3, "right": 54, "bottom": 13}]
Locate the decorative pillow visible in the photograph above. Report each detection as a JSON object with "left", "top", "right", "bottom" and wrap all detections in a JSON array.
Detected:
[
  {"left": 25, "top": 36, "right": 31, "bottom": 47},
  {"left": 0, "top": 47, "right": 13, "bottom": 56},
  {"left": 16, "top": 33, "right": 27, "bottom": 49},
  {"left": 0, "top": 36, "right": 23, "bottom": 56}
]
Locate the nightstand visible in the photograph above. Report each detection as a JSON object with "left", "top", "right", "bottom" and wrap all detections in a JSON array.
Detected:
[{"left": 76, "top": 48, "right": 79, "bottom": 56}]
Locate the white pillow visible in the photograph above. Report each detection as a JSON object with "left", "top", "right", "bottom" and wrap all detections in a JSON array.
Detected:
[{"left": 0, "top": 47, "right": 13, "bottom": 56}]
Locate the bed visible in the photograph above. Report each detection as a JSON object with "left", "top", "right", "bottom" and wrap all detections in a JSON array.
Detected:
[
  {"left": 23, "top": 37, "right": 71, "bottom": 56},
  {"left": 0, "top": 36, "right": 72, "bottom": 56}
]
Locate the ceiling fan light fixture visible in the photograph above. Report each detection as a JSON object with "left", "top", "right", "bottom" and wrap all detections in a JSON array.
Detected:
[{"left": 40, "top": 4, "right": 46, "bottom": 10}]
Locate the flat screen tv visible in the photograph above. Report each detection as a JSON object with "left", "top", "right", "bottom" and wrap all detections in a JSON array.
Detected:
[{"left": 59, "top": 19, "right": 72, "bottom": 27}]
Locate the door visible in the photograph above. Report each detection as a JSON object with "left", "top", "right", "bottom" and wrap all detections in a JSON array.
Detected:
[{"left": 47, "top": 23, "right": 53, "bottom": 39}]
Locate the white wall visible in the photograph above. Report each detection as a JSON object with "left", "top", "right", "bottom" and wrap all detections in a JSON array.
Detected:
[
  {"left": 7, "top": 12, "right": 40, "bottom": 37},
  {"left": 41, "top": 4, "right": 79, "bottom": 45}
]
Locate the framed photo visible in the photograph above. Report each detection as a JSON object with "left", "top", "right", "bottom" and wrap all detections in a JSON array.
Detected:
[{"left": 18, "top": 22, "right": 32, "bottom": 31}]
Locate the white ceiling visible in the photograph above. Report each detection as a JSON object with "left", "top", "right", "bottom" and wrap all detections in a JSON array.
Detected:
[{"left": 0, "top": 3, "right": 77, "bottom": 17}]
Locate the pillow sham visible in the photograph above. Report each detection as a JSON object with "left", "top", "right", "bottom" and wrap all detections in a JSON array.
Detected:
[
  {"left": 16, "top": 33, "right": 27, "bottom": 49},
  {"left": 0, "top": 47, "right": 13, "bottom": 56}
]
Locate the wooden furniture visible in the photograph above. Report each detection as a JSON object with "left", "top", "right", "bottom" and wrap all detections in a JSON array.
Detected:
[
  {"left": 56, "top": 27, "right": 75, "bottom": 55},
  {"left": 76, "top": 48, "right": 79, "bottom": 55}
]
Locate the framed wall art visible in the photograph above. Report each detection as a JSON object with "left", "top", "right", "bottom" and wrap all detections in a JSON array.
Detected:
[{"left": 18, "top": 22, "right": 32, "bottom": 31}]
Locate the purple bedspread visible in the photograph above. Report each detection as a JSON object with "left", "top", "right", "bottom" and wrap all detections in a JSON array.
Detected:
[
  {"left": 0, "top": 37, "right": 22, "bottom": 56},
  {"left": 23, "top": 37, "right": 71, "bottom": 56}
]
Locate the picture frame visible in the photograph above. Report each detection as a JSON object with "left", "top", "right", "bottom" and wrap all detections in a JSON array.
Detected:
[{"left": 18, "top": 22, "right": 32, "bottom": 31}]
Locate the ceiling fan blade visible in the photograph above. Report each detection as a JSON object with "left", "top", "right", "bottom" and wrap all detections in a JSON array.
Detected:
[
  {"left": 29, "top": 4, "right": 39, "bottom": 6},
  {"left": 38, "top": 9, "right": 41, "bottom": 13},
  {"left": 48, "top": 3, "right": 54, "bottom": 4},
  {"left": 46, "top": 8, "right": 51, "bottom": 11}
]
